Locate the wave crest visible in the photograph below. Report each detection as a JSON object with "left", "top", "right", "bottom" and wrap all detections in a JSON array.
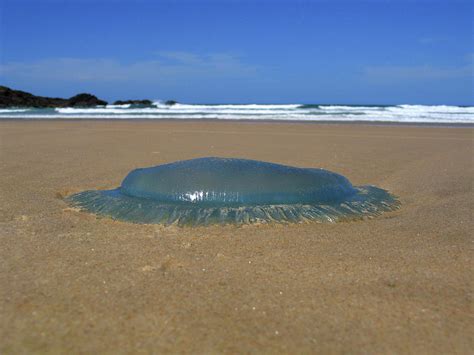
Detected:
[{"left": 1, "top": 103, "right": 472, "bottom": 123}]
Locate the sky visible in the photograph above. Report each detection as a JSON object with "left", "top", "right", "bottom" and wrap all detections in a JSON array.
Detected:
[{"left": 0, "top": 0, "right": 473, "bottom": 105}]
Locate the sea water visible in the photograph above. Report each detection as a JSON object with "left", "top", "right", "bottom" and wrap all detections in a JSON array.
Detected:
[{"left": 0, "top": 103, "right": 473, "bottom": 123}]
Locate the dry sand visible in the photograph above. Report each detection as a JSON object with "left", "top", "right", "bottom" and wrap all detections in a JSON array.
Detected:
[{"left": 0, "top": 120, "right": 472, "bottom": 354}]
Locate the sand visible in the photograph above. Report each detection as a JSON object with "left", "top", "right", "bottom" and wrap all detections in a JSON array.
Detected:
[{"left": 0, "top": 120, "right": 472, "bottom": 354}]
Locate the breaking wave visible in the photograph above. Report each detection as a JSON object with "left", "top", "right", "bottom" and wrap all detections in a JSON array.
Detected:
[{"left": 0, "top": 102, "right": 473, "bottom": 123}]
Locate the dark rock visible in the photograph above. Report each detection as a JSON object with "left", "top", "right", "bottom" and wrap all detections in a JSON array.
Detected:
[
  {"left": 0, "top": 86, "right": 108, "bottom": 108},
  {"left": 165, "top": 100, "right": 178, "bottom": 106},
  {"left": 113, "top": 99, "right": 153, "bottom": 106},
  {"left": 0, "top": 86, "right": 67, "bottom": 108},
  {"left": 67, "top": 93, "right": 107, "bottom": 107}
]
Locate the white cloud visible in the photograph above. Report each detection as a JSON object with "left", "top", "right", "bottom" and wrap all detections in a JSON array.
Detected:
[{"left": 0, "top": 52, "right": 258, "bottom": 84}]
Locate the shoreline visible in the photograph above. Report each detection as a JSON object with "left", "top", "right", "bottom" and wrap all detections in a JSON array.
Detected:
[{"left": 1, "top": 117, "right": 473, "bottom": 128}]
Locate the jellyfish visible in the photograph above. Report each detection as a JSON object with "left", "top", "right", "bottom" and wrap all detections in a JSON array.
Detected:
[{"left": 66, "top": 157, "right": 400, "bottom": 226}]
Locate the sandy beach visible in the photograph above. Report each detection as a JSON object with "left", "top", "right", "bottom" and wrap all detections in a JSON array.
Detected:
[{"left": 0, "top": 120, "right": 472, "bottom": 354}]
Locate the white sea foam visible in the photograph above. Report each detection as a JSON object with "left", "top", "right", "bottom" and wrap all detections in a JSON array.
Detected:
[
  {"left": 0, "top": 103, "right": 472, "bottom": 123},
  {"left": 156, "top": 102, "right": 301, "bottom": 110},
  {"left": 106, "top": 104, "right": 131, "bottom": 109},
  {"left": 0, "top": 108, "right": 31, "bottom": 113}
]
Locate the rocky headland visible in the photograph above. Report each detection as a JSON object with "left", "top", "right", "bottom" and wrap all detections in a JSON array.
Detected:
[
  {"left": 0, "top": 86, "right": 179, "bottom": 108},
  {"left": 0, "top": 86, "right": 108, "bottom": 108}
]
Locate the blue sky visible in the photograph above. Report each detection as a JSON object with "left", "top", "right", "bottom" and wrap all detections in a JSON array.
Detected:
[{"left": 1, "top": 0, "right": 472, "bottom": 104}]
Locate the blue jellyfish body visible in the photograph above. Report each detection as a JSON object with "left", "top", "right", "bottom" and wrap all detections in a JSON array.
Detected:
[{"left": 67, "top": 157, "right": 399, "bottom": 226}]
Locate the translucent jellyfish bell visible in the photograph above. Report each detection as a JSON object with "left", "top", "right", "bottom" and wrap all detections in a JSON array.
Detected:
[{"left": 66, "top": 157, "right": 400, "bottom": 226}]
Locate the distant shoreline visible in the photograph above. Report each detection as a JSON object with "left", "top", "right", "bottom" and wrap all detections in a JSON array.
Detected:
[
  {"left": 1, "top": 117, "right": 473, "bottom": 128},
  {"left": 2, "top": 94, "right": 472, "bottom": 123}
]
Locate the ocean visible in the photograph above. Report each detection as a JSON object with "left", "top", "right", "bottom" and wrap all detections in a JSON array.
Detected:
[{"left": 0, "top": 103, "right": 473, "bottom": 124}]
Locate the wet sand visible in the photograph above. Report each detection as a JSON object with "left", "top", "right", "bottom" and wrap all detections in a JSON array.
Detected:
[{"left": 0, "top": 120, "right": 472, "bottom": 353}]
